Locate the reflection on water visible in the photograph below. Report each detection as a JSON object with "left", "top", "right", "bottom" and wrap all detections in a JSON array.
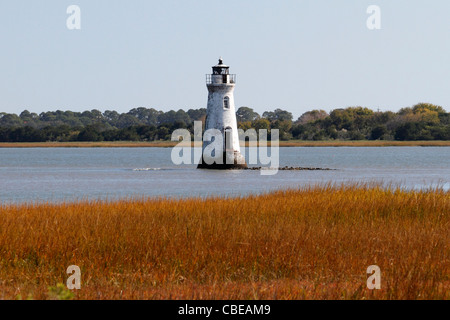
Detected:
[{"left": 0, "top": 147, "right": 448, "bottom": 203}]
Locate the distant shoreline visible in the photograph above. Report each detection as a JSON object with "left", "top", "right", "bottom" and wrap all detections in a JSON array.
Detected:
[{"left": 0, "top": 140, "right": 449, "bottom": 148}]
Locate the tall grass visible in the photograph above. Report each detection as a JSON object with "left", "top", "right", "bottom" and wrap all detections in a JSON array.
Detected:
[{"left": 0, "top": 184, "right": 448, "bottom": 299}]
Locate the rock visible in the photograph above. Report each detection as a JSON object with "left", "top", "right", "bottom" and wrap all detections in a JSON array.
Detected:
[{"left": 245, "top": 166, "right": 335, "bottom": 171}]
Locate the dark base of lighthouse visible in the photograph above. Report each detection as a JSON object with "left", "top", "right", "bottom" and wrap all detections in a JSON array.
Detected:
[{"left": 197, "top": 152, "right": 248, "bottom": 170}]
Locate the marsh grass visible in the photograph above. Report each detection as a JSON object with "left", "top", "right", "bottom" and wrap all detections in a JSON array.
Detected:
[{"left": 0, "top": 184, "right": 448, "bottom": 299}]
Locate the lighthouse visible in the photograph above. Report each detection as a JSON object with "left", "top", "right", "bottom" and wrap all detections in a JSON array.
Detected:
[{"left": 198, "top": 58, "right": 247, "bottom": 169}]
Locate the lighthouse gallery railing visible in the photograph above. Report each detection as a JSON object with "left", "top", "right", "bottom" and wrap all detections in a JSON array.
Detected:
[{"left": 206, "top": 74, "right": 236, "bottom": 85}]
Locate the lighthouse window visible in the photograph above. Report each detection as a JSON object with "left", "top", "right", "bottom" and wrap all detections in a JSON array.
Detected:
[{"left": 223, "top": 96, "right": 230, "bottom": 109}]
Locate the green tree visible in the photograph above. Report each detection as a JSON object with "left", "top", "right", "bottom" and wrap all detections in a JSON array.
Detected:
[
  {"left": 77, "top": 125, "right": 103, "bottom": 141},
  {"left": 263, "top": 108, "right": 293, "bottom": 122},
  {"left": 370, "top": 125, "right": 388, "bottom": 140},
  {"left": 272, "top": 120, "right": 293, "bottom": 140},
  {"left": 0, "top": 113, "right": 23, "bottom": 127},
  {"left": 128, "top": 107, "right": 161, "bottom": 126},
  {"left": 297, "top": 110, "right": 329, "bottom": 124},
  {"left": 252, "top": 118, "right": 271, "bottom": 131},
  {"left": 236, "top": 107, "right": 260, "bottom": 122},
  {"left": 187, "top": 108, "right": 207, "bottom": 121}
]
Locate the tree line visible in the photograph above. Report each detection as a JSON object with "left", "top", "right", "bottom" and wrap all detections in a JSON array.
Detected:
[{"left": 0, "top": 103, "right": 448, "bottom": 142}]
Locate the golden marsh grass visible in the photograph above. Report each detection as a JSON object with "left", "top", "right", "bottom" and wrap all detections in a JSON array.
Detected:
[{"left": 0, "top": 184, "right": 448, "bottom": 300}]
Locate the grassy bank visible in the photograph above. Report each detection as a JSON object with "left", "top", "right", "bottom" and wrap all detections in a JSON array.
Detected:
[
  {"left": 0, "top": 140, "right": 449, "bottom": 148},
  {"left": 0, "top": 184, "right": 448, "bottom": 300}
]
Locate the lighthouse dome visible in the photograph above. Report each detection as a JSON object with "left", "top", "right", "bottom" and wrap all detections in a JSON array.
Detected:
[{"left": 213, "top": 58, "right": 228, "bottom": 68}]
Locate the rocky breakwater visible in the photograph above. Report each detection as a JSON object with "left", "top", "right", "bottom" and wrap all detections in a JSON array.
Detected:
[{"left": 247, "top": 166, "right": 335, "bottom": 171}]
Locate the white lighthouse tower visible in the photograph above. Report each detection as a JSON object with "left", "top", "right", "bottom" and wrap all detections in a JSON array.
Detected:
[{"left": 198, "top": 58, "right": 247, "bottom": 169}]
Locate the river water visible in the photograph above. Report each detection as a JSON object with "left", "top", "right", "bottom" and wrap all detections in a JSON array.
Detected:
[{"left": 0, "top": 147, "right": 448, "bottom": 203}]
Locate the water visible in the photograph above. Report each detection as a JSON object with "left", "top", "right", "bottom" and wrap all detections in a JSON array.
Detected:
[{"left": 0, "top": 147, "right": 449, "bottom": 203}]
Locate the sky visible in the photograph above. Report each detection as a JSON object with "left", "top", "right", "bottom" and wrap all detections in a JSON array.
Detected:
[{"left": 0, "top": 0, "right": 449, "bottom": 119}]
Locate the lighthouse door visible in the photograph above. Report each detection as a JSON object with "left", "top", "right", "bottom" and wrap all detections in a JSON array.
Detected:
[{"left": 224, "top": 127, "right": 233, "bottom": 151}]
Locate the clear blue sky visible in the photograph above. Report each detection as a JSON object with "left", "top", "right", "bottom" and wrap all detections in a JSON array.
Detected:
[{"left": 0, "top": 0, "right": 449, "bottom": 119}]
